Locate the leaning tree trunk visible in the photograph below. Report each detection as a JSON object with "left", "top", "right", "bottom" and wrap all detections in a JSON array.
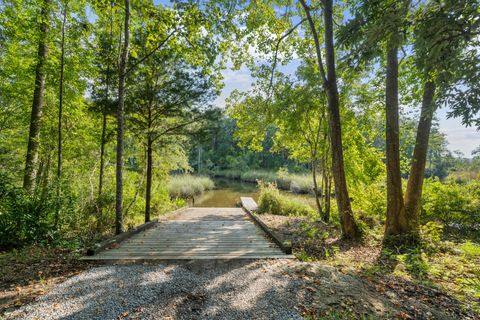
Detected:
[
  {"left": 55, "top": 3, "right": 67, "bottom": 229},
  {"left": 115, "top": 0, "right": 130, "bottom": 235},
  {"left": 23, "top": 0, "right": 51, "bottom": 191},
  {"left": 145, "top": 135, "right": 153, "bottom": 223},
  {"left": 404, "top": 81, "right": 436, "bottom": 235},
  {"left": 384, "top": 44, "right": 408, "bottom": 239},
  {"left": 322, "top": 0, "right": 361, "bottom": 239}
]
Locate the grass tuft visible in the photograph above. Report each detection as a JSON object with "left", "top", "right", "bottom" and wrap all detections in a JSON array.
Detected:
[{"left": 257, "top": 182, "right": 317, "bottom": 217}]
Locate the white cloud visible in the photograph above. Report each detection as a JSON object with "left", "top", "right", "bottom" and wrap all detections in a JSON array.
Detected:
[
  {"left": 437, "top": 108, "right": 480, "bottom": 157},
  {"left": 214, "top": 66, "right": 253, "bottom": 108}
]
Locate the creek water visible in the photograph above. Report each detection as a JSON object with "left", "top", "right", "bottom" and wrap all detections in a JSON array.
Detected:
[
  {"left": 192, "top": 178, "right": 317, "bottom": 208},
  {"left": 192, "top": 178, "right": 260, "bottom": 207}
]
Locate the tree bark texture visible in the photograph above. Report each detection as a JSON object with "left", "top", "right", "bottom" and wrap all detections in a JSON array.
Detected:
[
  {"left": 55, "top": 3, "right": 67, "bottom": 228},
  {"left": 145, "top": 135, "right": 153, "bottom": 223},
  {"left": 384, "top": 45, "right": 408, "bottom": 237},
  {"left": 323, "top": 0, "right": 361, "bottom": 239},
  {"left": 404, "top": 81, "right": 436, "bottom": 234},
  {"left": 23, "top": 0, "right": 51, "bottom": 191}
]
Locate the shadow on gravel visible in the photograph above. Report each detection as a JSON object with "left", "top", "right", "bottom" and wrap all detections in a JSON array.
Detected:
[
  {"left": 5, "top": 258, "right": 478, "bottom": 320},
  {"left": 5, "top": 259, "right": 304, "bottom": 320}
]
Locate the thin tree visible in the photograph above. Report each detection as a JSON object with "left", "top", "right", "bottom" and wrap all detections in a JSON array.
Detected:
[
  {"left": 98, "top": 4, "right": 114, "bottom": 199},
  {"left": 128, "top": 57, "right": 216, "bottom": 222},
  {"left": 115, "top": 0, "right": 130, "bottom": 234},
  {"left": 299, "top": 0, "right": 361, "bottom": 239},
  {"left": 55, "top": 1, "right": 68, "bottom": 228},
  {"left": 23, "top": 0, "right": 51, "bottom": 191}
]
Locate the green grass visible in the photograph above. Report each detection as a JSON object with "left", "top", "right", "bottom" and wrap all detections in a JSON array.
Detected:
[
  {"left": 168, "top": 175, "right": 215, "bottom": 199},
  {"left": 257, "top": 182, "right": 317, "bottom": 217},
  {"left": 460, "top": 241, "right": 480, "bottom": 257}
]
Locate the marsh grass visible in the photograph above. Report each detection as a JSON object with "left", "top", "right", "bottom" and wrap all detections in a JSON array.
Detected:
[
  {"left": 168, "top": 175, "right": 215, "bottom": 199},
  {"left": 213, "top": 169, "right": 314, "bottom": 194}
]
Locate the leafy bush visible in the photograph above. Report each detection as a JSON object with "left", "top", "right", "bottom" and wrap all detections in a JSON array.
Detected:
[
  {"left": 0, "top": 175, "right": 60, "bottom": 249},
  {"left": 460, "top": 241, "right": 480, "bottom": 257},
  {"left": 422, "top": 179, "right": 480, "bottom": 229},
  {"left": 168, "top": 175, "right": 215, "bottom": 199},
  {"left": 257, "top": 182, "right": 316, "bottom": 217},
  {"left": 349, "top": 178, "right": 480, "bottom": 232},
  {"left": 350, "top": 179, "right": 387, "bottom": 227}
]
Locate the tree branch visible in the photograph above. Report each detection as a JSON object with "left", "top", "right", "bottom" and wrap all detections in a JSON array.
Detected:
[
  {"left": 125, "top": 29, "right": 176, "bottom": 76},
  {"left": 299, "top": 0, "right": 327, "bottom": 84},
  {"left": 267, "top": 18, "right": 306, "bottom": 97}
]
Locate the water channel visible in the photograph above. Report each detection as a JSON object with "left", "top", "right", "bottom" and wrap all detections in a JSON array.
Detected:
[{"left": 192, "top": 178, "right": 316, "bottom": 208}]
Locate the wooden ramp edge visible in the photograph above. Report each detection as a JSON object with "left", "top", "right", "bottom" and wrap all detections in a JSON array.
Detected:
[{"left": 240, "top": 197, "right": 293, "bottom": 255}]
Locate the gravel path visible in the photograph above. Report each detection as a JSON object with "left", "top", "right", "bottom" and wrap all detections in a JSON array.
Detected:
[{"left": 5, "top": 260, "right": 306, "bottom": 320}]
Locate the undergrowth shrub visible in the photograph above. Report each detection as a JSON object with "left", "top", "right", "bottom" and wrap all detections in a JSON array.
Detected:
[
  {"left": 0, "top": 174, "right": 70, "bottom": 249},
  {"left": 257, "top": 182, "right": 316, "bottom": 217},
  {"left": 422, "top": 179, "right": 480, "bottom": 229},
  {"left": 419, "top": 221, "right": 455, "bottom": 254},
  {"left": 350, "top": 179, "right": 386, "bottom": 227}
]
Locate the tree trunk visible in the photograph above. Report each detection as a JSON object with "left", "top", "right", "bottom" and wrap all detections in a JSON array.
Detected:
[
  {"left": 311, "top": 161, "right": 323, "bottom": 217},
  {"left": 299, "top": 0, "right": 360, "bottom": 238},
  {"left": 384, "top": 45, "right": 408, "bottom": 238},
  {"left": 40, "top": 149, "right": 52, "bottom": 201},
  {"left": 321, "top": 162, "right": 331, "bottom": 222},
  {"left": 325, "top": 174, "right": 332, "bottom": 221},
  {"left": 323, "top": 0, "right": 361, "bottom": 239},
  {"left": 115, "top": 0, "right": 130, "bottom": 235},
  {"left": 98, "top": 112, "right": 107, "bottom": 197},
  {"left": 23, "top": 0, "right": 51, "bottom": 192},
  {"left": 404, "top": 81, "right": 436, "bottom": 234},
  {"left": 145, "top": 135, "right": 153, "bottom": 223},
  {"left": 55, "top": 3, "right": 67, "bottom": 229},
  {"left": 98, "top": 7, "right": 113, "bottom": 200}
]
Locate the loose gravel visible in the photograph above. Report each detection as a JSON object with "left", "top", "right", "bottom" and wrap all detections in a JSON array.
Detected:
[{"left": 4, "top": 260, "right": 306, "bottom": 320}]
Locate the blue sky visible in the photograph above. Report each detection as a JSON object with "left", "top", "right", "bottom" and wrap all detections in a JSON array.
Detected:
[{"left": 213, "top": 63, "right": 480, "bottom": 157}]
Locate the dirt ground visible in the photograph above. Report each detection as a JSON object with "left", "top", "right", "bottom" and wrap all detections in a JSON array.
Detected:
[{"left": 0, "top": 247, "right": 95, "bottom": 314}]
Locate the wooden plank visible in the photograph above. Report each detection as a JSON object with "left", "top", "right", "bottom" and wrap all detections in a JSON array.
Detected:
[
  {"left": 85, "top": 205, "right": 293, "bottom": 260},
  {"left": 96, "top": 249, "right": 285, "bottom": 255},
  {"left": 240, "top": 197, "right": 258, "bottom": 212},
  {"left": 82, "top": 254, "right": 295, "bottom": 260},
  {"left": 86, "top": 219, "right": 159, "bottom": 256}
]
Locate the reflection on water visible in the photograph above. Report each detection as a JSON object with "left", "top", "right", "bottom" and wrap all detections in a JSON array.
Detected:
[
  {"left": 192, "top": 178, "right": 259, "bottom": 207},
  {"left": 192, "top": 178, "right": 318, "bottom": 209}
]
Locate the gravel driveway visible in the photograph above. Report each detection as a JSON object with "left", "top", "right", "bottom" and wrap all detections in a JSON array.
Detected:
[{"left": 5, "top": 260, "right": 306, "bottom": 320}]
